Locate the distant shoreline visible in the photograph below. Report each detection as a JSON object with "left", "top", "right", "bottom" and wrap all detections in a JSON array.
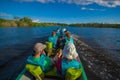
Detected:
[
  {"left": 69, "top": 23, "right": 120, "bottom": 28},
  {"left": 0, "top": 18, "right": 120, "bottom": 28}
]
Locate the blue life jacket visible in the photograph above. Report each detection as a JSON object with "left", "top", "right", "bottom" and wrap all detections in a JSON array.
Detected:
[
  {"left": 60, "top": 29, "right": 65, "bottom": 36},
  {"left": 61, "top": 59, "right": 81, "bottom": 76},
  {"left": 65, "top": 36, "right": 74, "bottom": 44},
  {"left": 56, "top": 31, "right": 60, "bottom": 37},
  {"left": 48, "top": 35, "right": 58, "bottom": 48},
  {"left": 27, "top": 54, "right": 52, "bottom": 72}
]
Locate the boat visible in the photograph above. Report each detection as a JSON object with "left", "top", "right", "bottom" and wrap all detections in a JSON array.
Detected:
[
  {"left": 16, "top": 33, "right": 88, "bottom": 80},
  {"left": 16, "top": 58, "right": 87, "bottom": 80}
]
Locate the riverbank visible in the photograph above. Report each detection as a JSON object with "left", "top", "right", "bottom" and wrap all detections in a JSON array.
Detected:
[
  {"left": 0, "top": 18, "right": 67, "bottom": 27},
  {"left": 0, "top": 18, "right": 120, "bottom": 28},
  {"left": 69, "top": 23, "right": 120, "bottom": 28}
]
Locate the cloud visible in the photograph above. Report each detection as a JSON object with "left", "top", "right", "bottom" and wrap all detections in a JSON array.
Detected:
[
  {"left": 14, "top": 0, "right": 34, "bottom": 2},
  {"left": 58, "top": 0, "right": 92, "bottom": 5},
  {"left": 14, "top": 0, "right": 54, "bottom": 3},
  {"left": 93, "top": 0, "right": 120, "bottom": 7},
  {"left": 0, "top": 12, "right": 12, "bottom": 17},
  {"left": 81, "top": 7, "right": 106, "bottom": 11},
  {"left": 14, "top": 0, "right": 120, "bottom": 7},
  {"left": 36, "top": 0, "right": 54, "bottom": 3},
  {"left": 81, "top": 7, "right": 87, "bottom": 10},
  {"left": 32, "top": 18, "right": 40, "bottom": 23},
  {"left": 59, "top": 0, "right": 120, "bottom": 7}
]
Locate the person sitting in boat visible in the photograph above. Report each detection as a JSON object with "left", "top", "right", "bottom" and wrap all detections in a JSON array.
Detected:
[
  {"left": 63, "top": 30, "right": 68, "bottom": 39},
  {"left": 56, "top": 35, "right": 66, "bottom": 49},
  {"left": 54, "top": 43, "right": 80, "bottom": 77},
  {"left": 65, "top": 31, "right": 74, "bottom": 44},
  {"left": 56, "top": 29, "right": 61, "bottom": 37},
  {"left": 60, "top": 28, "right": 67, "bottom": 37},
  {"left": 26, "top": 43, "right": 52, "bottom": 72},
  {"left": 48, "top": 31, "right": 58, "bottom": 49}
]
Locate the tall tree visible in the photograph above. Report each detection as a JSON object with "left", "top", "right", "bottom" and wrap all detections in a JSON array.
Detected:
[{"left": 20, "top": 17, "right": 32, "bottom": 23}]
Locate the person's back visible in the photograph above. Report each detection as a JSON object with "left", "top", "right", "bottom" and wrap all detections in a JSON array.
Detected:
[
  {"left": 65, "top": 36, "right": 74, "bottom": 44},
  {"left": 27, "top": 54, "right": 52, "bottom": 72},
  {"left": 56, "top": 36, "right": 66, "bottom": 49},
  {"left": 56, "top": 29, "right": 60, "bottom": 37},
  {"left": 54, "top": 43, "right": 80, "bottom": 77},
  {"left": 61, "top": 58, "right": 80, "bottom": 76},
  {"left": 65, "top": 32, "right": 74, "bottom": 44},
  {"left": 48, "top": 31, "right": 58, "bottom": 48},
  {"left": 26, "top": 43, "right": 52, "bottom": 72}
]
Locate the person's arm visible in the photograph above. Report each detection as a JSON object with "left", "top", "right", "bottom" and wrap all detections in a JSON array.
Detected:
[{"left": 55, "top": 49, "right": 62, "bottom": 59}]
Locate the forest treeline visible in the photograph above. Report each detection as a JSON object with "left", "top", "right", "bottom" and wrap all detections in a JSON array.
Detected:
[
  {"left": 0, "top": 17, "right": 120, "bottom": 28},
  {"left": 0, "top": 17, "right": 67, "bottom": 27},
  {"left": 69, "top": 23, "right": 120, "bottom": 28}
]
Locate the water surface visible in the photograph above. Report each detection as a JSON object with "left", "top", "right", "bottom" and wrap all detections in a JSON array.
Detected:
[{"left": 0, "top": 27, "right": 120, "bottom": 61}]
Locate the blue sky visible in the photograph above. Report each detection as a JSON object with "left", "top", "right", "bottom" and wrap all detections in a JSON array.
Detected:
[{"left": 0, "top": 0, "right": 120, "bottom": 24}]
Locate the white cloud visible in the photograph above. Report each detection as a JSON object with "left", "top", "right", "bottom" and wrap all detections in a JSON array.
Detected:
[
  {"left": 89, "top": 8, "right": 95, "bottom": 10},
  {"left": 58, "top": 0, "right": 93, "bottom": 5},
  {"left": 14, "top": 0, "right": 54, "bottom": 3},
  {"left": 59, "top": 0, "right": 120, "bottom": 7},
  {"left": 81, "top": 7, "right": 106, "bottom": 11},
  {"left": 14, "top": 0, "right": 120, "bottom": 7},
  {"left": 14, "top": 0, "right": 34, "bottom": 2},
  {"left": 32, "top": 18, "right": 40, "bottom": 23},
  {"left": 36, "top": 0, "right": 54, "bottom": 3},
  {"left": 92, "top": 0, "right": 120, "bottom": 7},
  {"left": 0, "top": 12, "right": 12, "bottom": 17},
  {"left": 81, "top": 7, "right": 87, "bottom": 10}
]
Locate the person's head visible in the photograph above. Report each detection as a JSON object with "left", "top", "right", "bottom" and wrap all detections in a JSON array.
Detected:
[
  {"left": 34, "top": 43, "right": 46, "bottom": 54},
  {"left": 57, "top": 29, "right": 60, "bottom": 32},
  {"left": 61, "top": 28, "right": 66, "bottom": 35},
  {"left": 62, "top": 43, "right": 78, "bottom": 60},
  {"left": 66, "top": 32, "right": 71, "bottom": 39},
  {"left": 64, "top": 30, "right": 67, "bottom": 34},
  {"left": 62, "top": 28, "right": 66, "bottom": 32},
  {"left": 52, "top": 31, "right": 56, "bottom": 36}
]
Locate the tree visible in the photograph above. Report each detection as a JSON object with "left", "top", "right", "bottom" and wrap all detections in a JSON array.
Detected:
[{"left": 19, "top": 17, "right": 32, "bottom": 23}]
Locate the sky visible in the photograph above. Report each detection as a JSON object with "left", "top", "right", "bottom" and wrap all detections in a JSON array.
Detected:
[{"left": 0, "top": 0, "right": 120, "bottom": 24}]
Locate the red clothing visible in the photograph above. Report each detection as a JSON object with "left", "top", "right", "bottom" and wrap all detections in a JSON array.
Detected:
[{"left": 55, "top": 58, "right": 62, "bottom": 75}]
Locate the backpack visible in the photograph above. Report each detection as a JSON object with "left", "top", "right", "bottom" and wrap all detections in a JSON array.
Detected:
[
  {"left": 45, "top": 42, "right": 53, "bottom": 56},
  {"left": 25, "top": 64, "right": 44, "bottom": 79},
  {"left": 65, "top": 68, "right": 82, "bottom": 80}
]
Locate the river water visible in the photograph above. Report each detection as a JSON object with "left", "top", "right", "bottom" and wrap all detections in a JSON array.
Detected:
[
  {"left": 0, "top": 27, "right": 120, "bottom": 80},
  {"left": 0, "top": 27, "right": 119, "bottom": 61}
]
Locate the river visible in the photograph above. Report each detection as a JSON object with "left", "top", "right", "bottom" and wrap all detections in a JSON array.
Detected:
[
  {"left": 0, "top": 27, "right": 119, "bottom": 61},
  {"left": 0, "top": 27, "right": 120, "bottom": 79}
]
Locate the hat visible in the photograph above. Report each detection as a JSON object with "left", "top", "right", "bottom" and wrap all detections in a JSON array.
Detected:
[
  {"left": 62, "top": 43, "right": 78, "bottom": 60},
  {"left": 62, "top": 28, "right": 66, "bottom": 32},
  {"left": 34, "top": 43, "right": 46, "bottom": 53},
  {"left": 57, "top": 29, "right": 60, "bottom": 32}
]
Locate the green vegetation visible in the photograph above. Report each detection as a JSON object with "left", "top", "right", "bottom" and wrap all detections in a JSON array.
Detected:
[
  {"left": 0, "top": 17, "right": 67, "bottom": 27},
  {"left": 0, "top": 17, "right": 120, "bottom": 28},
  {"left": 69, "top": 23, "right": 120, "bottom": 28}
]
